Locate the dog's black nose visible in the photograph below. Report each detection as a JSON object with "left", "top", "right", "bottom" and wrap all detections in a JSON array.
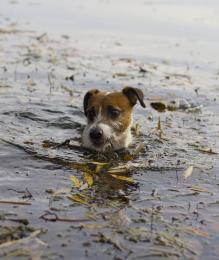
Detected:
[{"left": 90, "top": 127, "right": 103, "bottom": 140}]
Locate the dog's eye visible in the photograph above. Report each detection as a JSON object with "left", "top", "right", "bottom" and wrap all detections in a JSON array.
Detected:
[
  {"left": 86, "top": 107, "right": 96, "bottom": 121},
  {"left": 108, "top": 107, "right": 120, "bottom": 119}
]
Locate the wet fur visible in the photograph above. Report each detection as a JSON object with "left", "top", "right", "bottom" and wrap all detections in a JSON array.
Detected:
[{"left": 82, "top": 87, "right": 145, "bottom": 151}]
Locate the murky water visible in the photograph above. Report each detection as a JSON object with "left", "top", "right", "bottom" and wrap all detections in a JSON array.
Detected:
[{"left": 0, "top": 0, "right": 219, "bottom": 259}]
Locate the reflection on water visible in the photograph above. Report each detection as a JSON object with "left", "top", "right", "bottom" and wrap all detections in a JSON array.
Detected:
[{"left": 1, "top": 0, "right": 219, "bottom": 64}]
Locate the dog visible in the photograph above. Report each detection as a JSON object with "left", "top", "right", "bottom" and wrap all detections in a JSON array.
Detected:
[{"left": 82, "top": 87, "right": 145, "bottom": 152}]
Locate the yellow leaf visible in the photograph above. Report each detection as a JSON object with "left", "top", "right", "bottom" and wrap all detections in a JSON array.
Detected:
[
  {"left": 183, "top": 166, "right": 193, "bottom": 180},
  {"left": 83, "top": 172, "right": 94, "bottom": 187},
  {"left": 67, "top": 194, "right": 89, "bottom": 205},
  {"left": 132, "top": 123, "right": 140, "bottom": 136},
  {"left": 107, "top": 165, "right": 130, "bottom": 174},
  {"left": 70, "top": 175, "right": 81, "bottom": 188},
  {"left": 110, "top": 174, "right": 134, "bottom": 183},
  {"left": 95, "top": 164, "right": 104, "bottom": 173},
  {"left": 92, "top": 161, "right": 109, "bottom": 173}
]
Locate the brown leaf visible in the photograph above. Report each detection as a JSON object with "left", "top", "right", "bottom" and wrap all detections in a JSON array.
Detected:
[
  {"left": 68, "top": 194, "right": 90, "bottom": 205},
  {"left": 151, "top": 102, "right": 166, "bottom": 112},
  {"left": 157, "top": 117, "right": 162, "bottom": 130}
]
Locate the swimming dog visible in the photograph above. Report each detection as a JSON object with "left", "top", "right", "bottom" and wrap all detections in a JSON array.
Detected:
[{"left": 82, "top": 87, "right": 145, "bottom": 151}]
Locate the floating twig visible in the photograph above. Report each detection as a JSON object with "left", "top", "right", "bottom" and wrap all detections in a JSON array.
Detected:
[
  {"left": 8, "top": 187, "right": 33, "bottom": 199},
  {"left": 0, "top": 200, "right": 32, "bottom": 205},
  {"left": 39, "top": 211, "right": 90, "bottom": 223}
]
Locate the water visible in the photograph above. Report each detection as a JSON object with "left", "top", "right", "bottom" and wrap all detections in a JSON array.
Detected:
[{"left": 0, "top": 0, "right": 219, "bottom": 259}]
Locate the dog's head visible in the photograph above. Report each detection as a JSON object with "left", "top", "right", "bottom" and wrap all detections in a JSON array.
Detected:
[{"left": 82, "top": 87, "right": 145, "bottom": 151}]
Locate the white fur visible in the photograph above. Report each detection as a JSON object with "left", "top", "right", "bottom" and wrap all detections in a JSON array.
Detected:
[
  {"left": 82, "top": 122, "right": 132, "bottom": 152},
  {"left": 82, "top": 105, "right": 133, "bottom": 151}
]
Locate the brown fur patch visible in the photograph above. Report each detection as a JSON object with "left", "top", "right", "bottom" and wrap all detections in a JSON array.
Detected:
[{"left": 86, "top": 91, "right": 133, "bottom": 133}]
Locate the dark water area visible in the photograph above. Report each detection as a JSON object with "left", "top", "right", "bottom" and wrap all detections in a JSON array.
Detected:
[{"left": 0, "top": 0, "right": 219, "bottom": 259}]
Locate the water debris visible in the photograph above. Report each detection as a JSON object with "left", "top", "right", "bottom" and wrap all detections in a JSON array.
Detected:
[
  {"left": 151, "top": 102, "right": 166, "bottom": 112},
  {"left": 10, "top": 218, "right": 29, "bottom": 225},
  {"left": 150, "top": 98, "right": 196, "bottom": 112},
  {"left": 112, "top": 72, "right": 128, "bottom": 78},
  {"left": 117, "top": 209, "right": 132, "bottom": 226},
  {"left": 125, "top": 226, "right": 150, "bottom": 242},
  {"left": 80, "top": 223, "right": 107, "bottom": 230},
  {"left": 51, "top": 188, "right": 71, "bottom": 198},
  {"left": 189, "top": 185, "right": 213, "bottom": 195},
  {"left": 91, "top": 161, "right": 109, "bottom": 173},
  {"left": 0, "top": 5, "right": 218, "bottom": 259},
  {"left": 110, "top": 174, "right": 134, "bottom": 183},
  {"left": 195, "top": 147, "right": 218, "bottom": 154},
  {"left": 42, "top": 139, "right": 81, "bottom": 150},
  {"left": 83, "top": 172, "right": 94, "bottom": 187},
  {"left": 127, "top": 248, "right": 180, "bottom": 258},
  {"left": 68, "top": 194, "right": 90, "bottom": 205},
  {"left": 65, "top": 74, "right": 75, "bottom": 81},
  {"left": 45, "top": 188, "right": 54, "bottom": 194},
  {"left": 174, "top": 192, "right": 199, "bottom": 197},
  {"left": 165, "top": 73, "right": 192, "bottom": 84},
  {"left": 157, "top": 117, "right": 162, "bottom": 131},
  {"left": 8, "top": 188, "right": 33, "bottom": 199},
  {"left": 94, "top": 232, "right": 126, "bottom": 251},
  {"left": 107, "top": 165, "right": 130, "bottom": 174},
  {"left": 0, "top": 200, "right": 32, "bottom": 206},
  {"left": 156, "top": 232, "right": 186, "bottom": 248},
  {"left": 133, "top": 143, "right": 145, "bottom": 156},
  {"left": 139, "top": 67, "right": 149, "bottom": 74},
  {"left": 70, "top": 175, "right": 82, "bottom": 189},
  {"left": 36, "top": 32, "right": 47, "bottom": 41},
  {"left": 151, "top": 188, "right": 158, "bottom": 197},
  {"left": 0, "top": 28, "right": 19, "bottom": 34},
  {"left": 0, "top": 84, "right": 12, "bottom": 88},
  {"left": 182, "top": 166, "right": 194, "bottom": 180},
  {"left": 0, "top": 229, "right": 46, "bottom": 258},
  {"left": 180, "top": 226, "right": 209, "bottom": 238},
  {"left": 132, "top": 123, "right": 141, "bottom": 136},
  {"left": 39, "top": 211, "right": 90, "bottom": 223},
  {"left": 155, "top": 116, "right": 165, "bottom": 139}
]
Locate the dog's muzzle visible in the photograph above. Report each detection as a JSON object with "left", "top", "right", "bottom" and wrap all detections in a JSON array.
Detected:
[{"left": 89, "top": 126, "right": 105, "bottom": 147}]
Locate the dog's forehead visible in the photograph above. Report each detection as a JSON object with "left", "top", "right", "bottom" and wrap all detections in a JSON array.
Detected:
[
  {"left": 103, "top": 92, "right": 131, "bottom": 109},
  {"left": 90, "top": 91, "right": 131, "bottom": 110}
]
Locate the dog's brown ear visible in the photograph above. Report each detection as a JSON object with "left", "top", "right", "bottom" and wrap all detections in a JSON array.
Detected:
[
  {"left": 83, "top": 89, "right": 100, "bottom": 116},
  {"left": 122, "top": 87, "right": 146, "bottom": 108}
]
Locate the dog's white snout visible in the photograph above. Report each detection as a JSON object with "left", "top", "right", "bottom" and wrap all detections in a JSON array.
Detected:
[{"left": 97, "top": 123, "right": 112, "bottom": 139}]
